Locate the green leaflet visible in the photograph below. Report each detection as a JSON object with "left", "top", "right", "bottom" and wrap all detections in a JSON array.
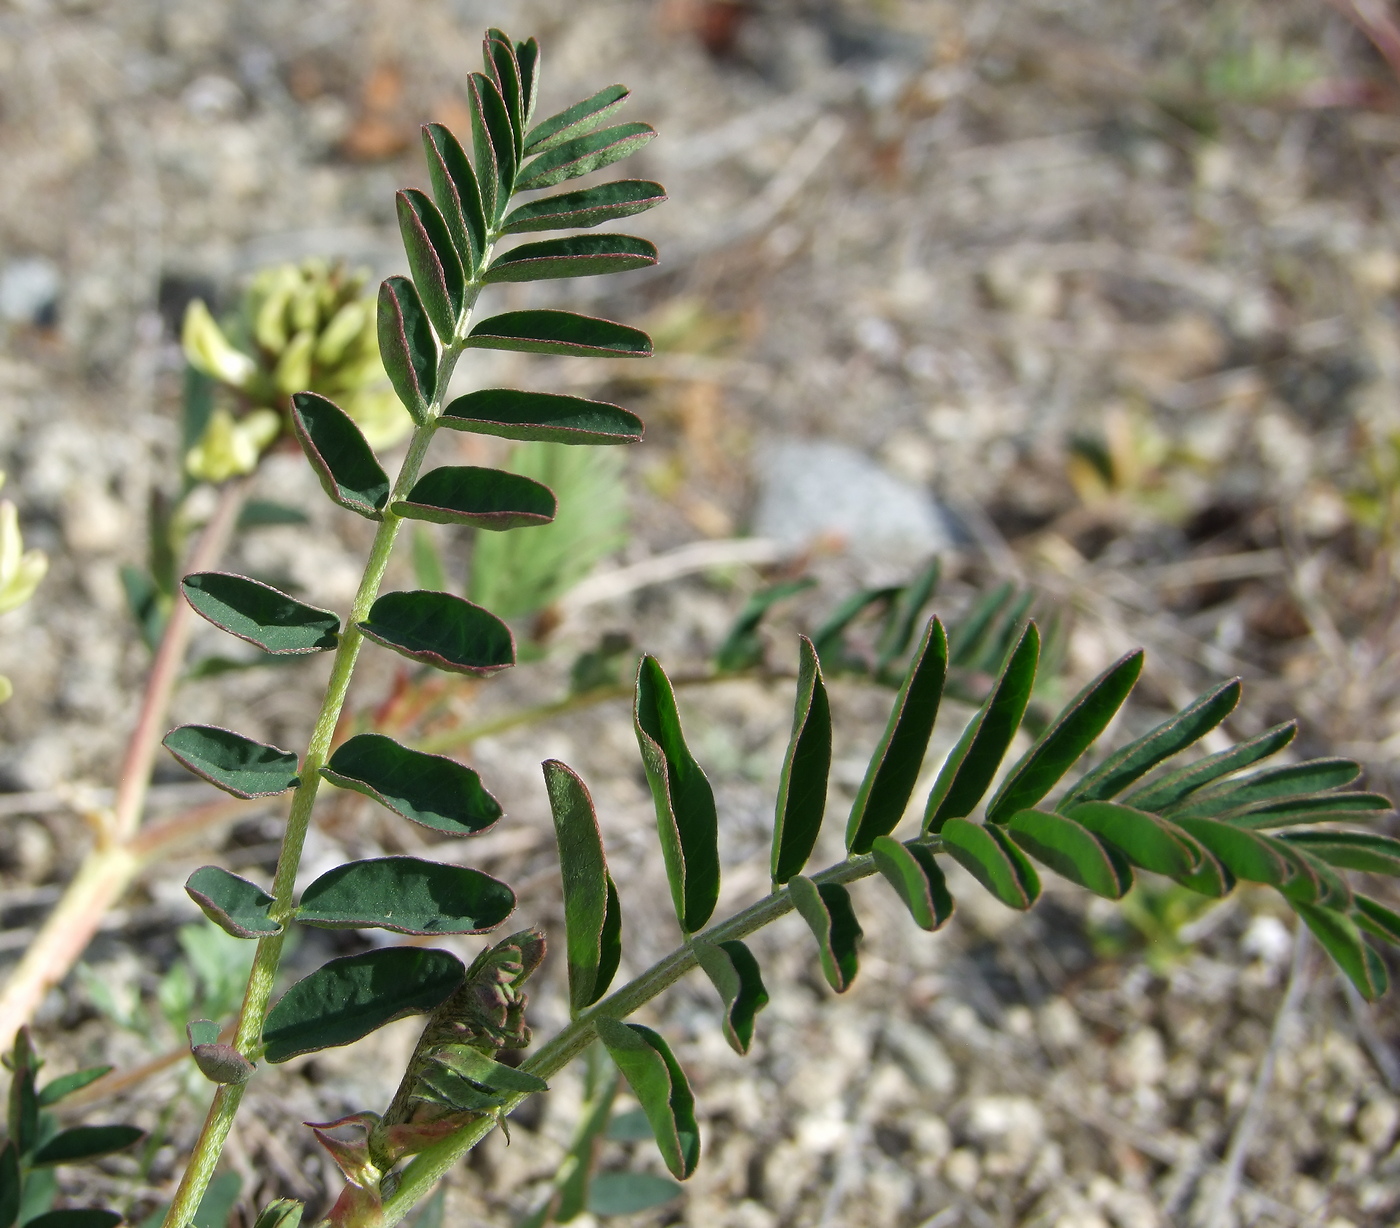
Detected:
[
  {"left": 440, "top": 389, "right": 644, "bottom": 445},
  {"left": 36, "top": 1067, "right": 112, "bottom": 1108},
  {"left": 517, "top": 122, "right": 655, "bottom": 192},
  {"left": 1064, "top": 801, "right": 1201, "bottom": 880},
  {"left": 986, "top": 651, "right": 1143, "bottom": 821},
  {"left": 163, "top": 725, "right": 300, "bottom": 799},
  {"left": 1005, "top": 809, "right": 1132, "bottom": 900},
  {"left": 1355, "top": 895, "right": 1400, "bottom": 945},
  {"left": 634, "top": 655, "right": 720, "bottom": 934},
  {"left": 263, "top": 947, "right": 466, "bottom": 1063},
  {"left": 503, "top": 181, "right": 667, "bottom": 234},
  {"left": 484, "top": 34, "right": 524, "bottom": 157},
  {"left": 392, "top": 466, "right": 556, "bottom": 531},
  {"left": 1213, "top": 791, "right": 1393, "bottom": 830},
  {"left": 396, "top": 190, "right": 465, "bottom": 342},
  {"left": 483, "top": 234, "right": 658, "bottom": 284},
  {"left": 1058, "top": 679, "right": 1241, "bottom": 809},
  {"left": 543, "top": 760, "right": 623, "bottom": 1013},
  {"left": 788, "top": 876, "right": 862, "bottom": 993},
  {"left": 377, "top": 276, "right": 438, "bottom": 423},
  {"left": 847, "top": 618, "right": 948, "bottom": 854},
  {"left": 594, "top": 1019, "right": 700, "bottom": 1180},
  {"left": 468, "top": 71, "right": 515, "bottom": 220},
  {"left": 1121, "top": 721, "right": 1298, "bottom": 812},
  {"left": 588, "top": 1173, "right": 683, "bottom": 1217},
  {"left": 1166, "top": 757, "right": 1362, "bottom": 819},
  {"left": 938, "top": 817, "right": 1041, "bottom": 910},
  {"left": 1282, "top": 831, "right": 1400, "bottom": 877},
  {"left": 421, "top": 123, "right": 486, "bottom": 272},
  {"left": 359, "top": 590, "right": 515, "bottom": 676},
  {"left": 1294, "top": 903, "right": 1389, "bottom": 1001},
  {"left": 693, "top": 939, "right": 769, "bottom": 1055},
  {"left": 30, "top": 1128, "right": 143, "bottom": 1168},
  {"left": 715, "top": 579, "right": 817, "bottom": 673},
  {"left": 290, "top": 392, "right": 391, "bottom": 520},
  {"left": 770, "top": 635, "right": 832, "bottom": 884},
  {"left": 515, "top": 36, "right": 539, "bottom": 127},
  {"left": 1258, "top": 836, "right": 1336, "bottom": 908},
  {"left": 923, "top": 622, "right": 1040, "bottom": 834},
  {"left": 525, "top": 84, "right": 630, "bottom": 155},
  {"left": 185, "top": 866, "right": 281, "bottom": 939},
  {"left": 875, "top": 558, "right": 941, "bottom": 676},
  {"left": 295, "top": 857, "right": 515, "bottom": 935},
  {"left": 0, "top": 1143, "right": 15, "bottom": 1228},
  {"left": 948, "top": 583, "right": 1032, "bottom": 672},
  {"left": 870, "top": 836, "right": 954, "bottom": 931},
  {"left": 540, "top": 1066, "right": 618, "bottom": 1225},
  {"left": 1173, "top": 816, "right": 1290, "bottom": 887},
  {"left": 182, "top": 573, "right": 339, "bottom": 655},
  {"left": 811, "top": 586, "right": 901, "bottom": 673},
  {"left": 465, "top": 310, "right": 652, "bottom": 358},
  {"left": 321, "top": 733, "right": 502, "bottom": 836},
  {"left": 434, "top": 1046, "right": 547, "bottom": 1095}
]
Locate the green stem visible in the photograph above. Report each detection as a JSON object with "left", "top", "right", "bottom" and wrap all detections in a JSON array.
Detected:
[
  {"left": 162, "top": 262, "right": 493, "bottom": 1228},
  {"left": 376, "top": 845, "right": 916, "bottom": 1227}
]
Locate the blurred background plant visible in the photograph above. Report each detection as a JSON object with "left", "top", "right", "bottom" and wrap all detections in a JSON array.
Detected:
[{"left": 0, "top": 472, "right": 47, "bottom": 704}]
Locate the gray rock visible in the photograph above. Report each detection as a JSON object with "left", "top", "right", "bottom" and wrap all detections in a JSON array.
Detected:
[
  {"left": 0, "top": 258, "right": 61, "bottom": 327},
  {"left": 751, "top": 438, "right": 955, "bottom": 559}
]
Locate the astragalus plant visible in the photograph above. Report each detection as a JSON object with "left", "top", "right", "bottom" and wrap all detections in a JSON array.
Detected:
[{"left": 4, "top": 27, "right": 1400, "bottom": 1228}]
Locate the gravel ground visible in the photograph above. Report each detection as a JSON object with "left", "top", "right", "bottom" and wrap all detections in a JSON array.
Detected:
[{"left": 2, "top": 1, "right": 1400, "bottom": 1226}]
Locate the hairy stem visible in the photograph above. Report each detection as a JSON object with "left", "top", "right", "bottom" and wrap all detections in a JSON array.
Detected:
[
  {"left": 376, "top": 847, "right": 901, "bottom": 1228},
  {"left": 162, "top": 266, "right": 492, "bottom": 1227},
  {"left": 0, "top": 478, "right": 248, "bottom": 1051}
]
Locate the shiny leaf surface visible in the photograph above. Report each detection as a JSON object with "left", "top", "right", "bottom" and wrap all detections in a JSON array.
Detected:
[
  {"left": 291, "top": 392, "right": 391, "bottom": 519},
  {"left": 392, "top": 466, "right": 555, "bottom": 531},
  {"left": 185, "top": 866, "right": 280, "bottom": 938},
  {"left": 163, "top": 725, "right": 299, "bottom": 798},
  {"left": 182, "top": 572, "right": 339, "bottom": 655},
  {"left": 295, "top": 857, "right": 515, "bottom": 935},
  {"left": 359, "top": 590, "right": 515, "bottom": 676},
  {"left": 440, "top": 388, "right": 643, "bottom": 444}
]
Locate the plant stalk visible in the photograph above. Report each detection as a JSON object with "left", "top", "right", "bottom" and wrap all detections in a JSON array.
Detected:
[
  {"left": 376, "top": 847, "right": 901, "bottom": 1227},
  {"left": 0, "top": 478, "right": 248, "bottom": 1051}
]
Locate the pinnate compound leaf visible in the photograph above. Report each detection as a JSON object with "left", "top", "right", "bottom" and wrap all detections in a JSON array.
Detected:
[
  {"left": 422, "top": 124, "right": 486, "bottom": 271},
  {"left": 939, "top": 817, "right": 1041, "bottom": 910},
  {"left": 359, "top": 590, "right": 515, "bottom": 676},
  {"left": 296, "top": 857, "right": 515, "bottom": 935},
  {"left": 1122, "top": 721, "right": 1298, "bottom": 812},
  {"left": 466, "top": 310, "right": 651, "bottom": 358},
  {"left": 788, "top": 876, "right": 862, "bottom": 993},
  {"left": 634, "top": 655, "right": 720, "bottom": 934},
  {"left": 484, "top": 234, "right": 657, "bottom": 284},
  {"left": 516, "top": 123, "right": 655, "bottom": 191},
  {"left": 504, "top": 180, "right": 667, "bottom": 234},
  {"left": 24, "top": 1213, "right": 122, "bottom": 1228},
  {"left": 290, "top": 393, "right": 390, "bottom": 519},
  {"left": 37, "top": 1068, "right": 112, "bottom": 1108},
  {"left": 31, "top": 1127, "right": 143, "bottom": 1168},
  {"left": 1005, "top": 809, "right": 1132, "bottom": 899},
  {"left": 1281, "top": 831, "right": 1400, "bottom": 877},
  {"left": 1166, "top": 758, "right": 1363, "bottom": 819},
  {"left": 923, "top": 623, "right": 1040, "bottom": 834},
  {"left": 1064, "top": 802, "right": 1201, "bottom": 880},
  {"left": 321, "top": 733, "right": 502, "bottom": 836},
  {"left": 870, "top": 836, "right": 954, "bottom": 931},
  {"left": 182, "top": 573, "right": 339, "bottom": 655},
  {"left": 593, "top": 1020, "right": 700, "bottom": 1180},
  {"left": 986, "top": 651, "right": 1143, "bottom": 821},
  {"left": 1294, "top": 903, "right": 1388, "bottom": 1001},
  {"left": 1058, "top": 679, "right": 1241, "bottom": 809},
  {"left": 770, "top": 636, "right": 831, "bottom": 884},
  {"left": 163, "top": 725, "right": 299, "bottom": 798},
  {"left": 1211, "top": 791, "right": 1393, "bottom": 830},
  {"left": 377, "top": 277, "right": 438, "bottom": 423},
  {"left": 185, "top": 866, "right": 280, "bottom": 938},
  {"left": 525, "top": 84, "right": 630, "bottom": 155},
  {"left": 263, "top": 947, "right": 465, "bottom": 1063},
  {"left": 441, "top": 389, "right": 643, "bottom": 445},
  {"left": 396, "top": 190, "right": 465, "bottom": 342},
  {"left": 1, "top": 1142, "right": 17, "bottom": 1228},
  {"left": 847, "top": 618, "right": 948, "bottom": 854},
  {"left": 588, "top": 1173, "right": 683, "bottom": 1217},
  {"left": 693, "top": 939, "right": 769, "bottom": 1055},
  {"left": 543, "top": 760, "right": 623, "bottom": 1013},
  {"left": 392, "top": 466, "right": 555, "bottom": 531}
]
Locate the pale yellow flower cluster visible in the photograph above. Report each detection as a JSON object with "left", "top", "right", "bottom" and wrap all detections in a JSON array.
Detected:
[{"left": 0, "top": 472, "right": 47, "bottom": 702}]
